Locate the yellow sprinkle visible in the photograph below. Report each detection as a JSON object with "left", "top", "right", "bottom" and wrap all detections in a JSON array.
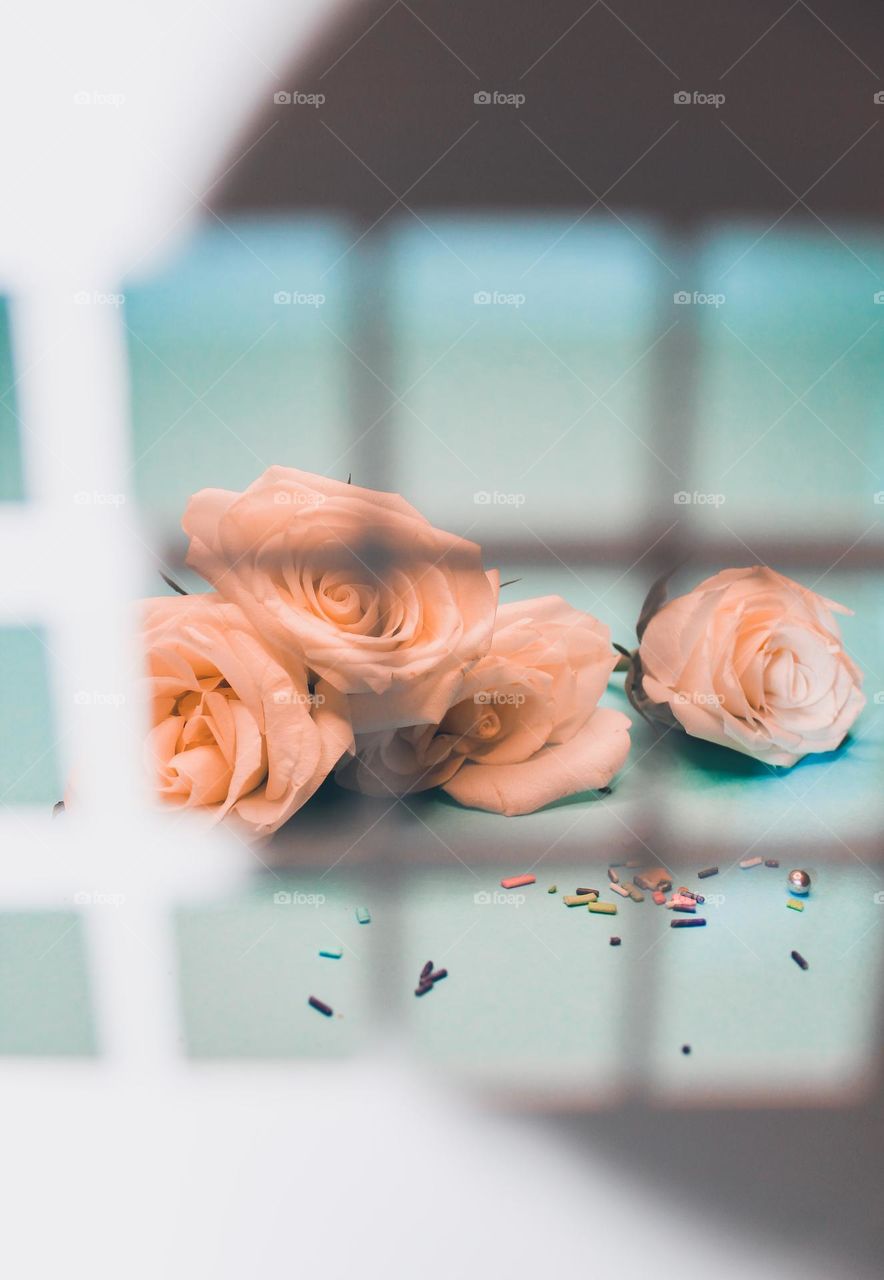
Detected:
[
  {"left": 786, "top": 898, "right": 805, "bottom": 912},
  {"left": 547, "top": 884, "right": 557, "bottom": 894},
  {"left": 588, "top": 901, "right": 617, "bottom": 915},
  {"left": 563, "top": 893, "right": 595, "bottom": 907}
]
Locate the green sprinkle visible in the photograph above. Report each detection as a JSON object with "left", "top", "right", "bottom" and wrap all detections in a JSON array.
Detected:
[
  {"left": 355, "top": 906, "right": 371, "bottom": 924},
  {"left": 547, "top": 884, "right": 557, "bottom": 894},
  {"left": 786, "top": 898, "right": 805, "bottom": 912},
  {"left": 319, "top": 945, "right": 343, "bottom": 959}
]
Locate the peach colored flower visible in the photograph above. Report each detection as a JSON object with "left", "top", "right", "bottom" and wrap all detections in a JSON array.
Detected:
[
  {"left": 634, "top": 566, "right": 865, "bottom": 767},
  {"left": 143, "top": 595, "right": 352, "bottom": 837},
  {"left": 183, "top": 467, "right": 499, "bottom": 734},
  {"left": 337, "top": 595, "right": 631, "bottom": 815}
]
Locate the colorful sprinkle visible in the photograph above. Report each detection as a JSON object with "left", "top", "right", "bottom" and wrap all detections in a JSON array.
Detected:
[
  {"left": 698, "top": 867, "right": 718, "bottom": 879},
  {"left": 308, "top": 996, "right": 333, "bottom": 1017},
  {"left": 671, "top": 918, "right": 706, "bottom": 928},
  {"left": 588, "top": 901, "right": 618, "bottom": 915},
  {"left": 319, "top": 946, "right": 343, "bottom": 959},
  {"left": 786, "top": 899, "right": 805, "bottom": 912},
  {"left": 355, "top": 906, "right": 371, "bottom": 924},
  {"left": 501, "top": 875, "right": 536, "bottom": 890},
  {"left": 740, "top": 856, "right": 763, "bottom": 869},
  {"left": 791, "top": 949, "right": 809, "bottom": 970}
]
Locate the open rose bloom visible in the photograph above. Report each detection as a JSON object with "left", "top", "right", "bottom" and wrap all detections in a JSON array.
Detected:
[
  {"left": 632, "top": 566, "right": 865, "bottom": 767},
  {"left": 337, "top": 596, "right": 632, "bottom": 816},
  {"left": 142, "top": 595, "right": 352, "bottom": 837},
  {"left": 183, "top": 468, "right": 499, "bottom": 734}
]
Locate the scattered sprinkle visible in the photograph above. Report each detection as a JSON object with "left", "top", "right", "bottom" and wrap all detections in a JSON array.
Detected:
[
  {"left": 609, "top": 936, "right": 621, "bottom": 946},
  {"left": 501, "top": 874, "right": 536, "bottom": 890},
  {"left": 681, "top": 1044, "right": 691, "bottom": 1055},
  {"left": 671, "top": 918, "right": 706, "bottom": 928},
  {"left": 787, "top": 870, "right": 811, "bottom": 895},
  {"left": 575, "top": 887, "right": 599, "bottom": 897},
  {"left": 564, "top": 893, "right": 596, "bottom": 907},
  {"left": 791, "top": 949, "right": 809, "bottom": 971},
  {"left": 355, "top": 906, "right": 371, "bottom": 924},
  {"left": 429, "top": 969, "right": 448, "bottom": 983},
  {"left": 765, "top": 859, "right": 780, "bottom": 868},
  {"left": 786, "top": 898, "right": 805, "bottom": 912},
  {"left": 547, "top": 884, "right": 557, "bottom": 894},
  {"left": 420, "top": 960, "right": 434, "bottom": 981},
  {"left": 672, "top": 904, "right": 696, "bottom": 914},
  {"left": 740, "top": 856, "right": 763, "bottom": 869},
  {"left": 698, "top": 867, "right": 718, "bottom": 879},
  {"left": 588, "top": 901, "right": 617, "bottom": 915},
  {"left": 319, "top": 946, "right": 343, "bottom": 959},
  {"left": 610, "top": 882, "right": 631, "bottom": 898},
  {"left": 652, "top": 890, "right": 666, "bottom": 905},
  {"left": 626, "top": 883, "right": 645, "bottom": 903},
  {"left": 608, "top": 868, "right": 620, "bottom": 884},
  {"left": 308, "top": 996, "right": 333, "bottom": 1017},
  {"left": 414, "top": 983, "right": 433, "bottom": 997}
]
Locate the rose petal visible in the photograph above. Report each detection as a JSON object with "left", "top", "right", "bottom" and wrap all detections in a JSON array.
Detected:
[{"left": 441, "top": 707, "right": 631, "bottom": 816}]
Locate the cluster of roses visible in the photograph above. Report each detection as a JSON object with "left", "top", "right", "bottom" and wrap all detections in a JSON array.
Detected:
[{"left": 144, "top": 466, "right": 865, "bottom": 839}]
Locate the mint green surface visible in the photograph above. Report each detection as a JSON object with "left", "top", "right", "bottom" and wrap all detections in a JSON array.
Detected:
[
  {"left": 691, "top": 225, "right": 884, "bottom": 537},
  {"left": 175, "top": 873, "right": 375, "bottom": 1059},
  {"left": 0, "top": 217, "right": 882, "bottom": 1091},
  {"left": 0, "top": 627, "right": 61, "bottom": 806},
  {"left": 388, "top": 214, "right": 666, "bottom": 540},
  {"left": 124, "top": 218, "right": 355, "bottom": 529},
  {"left": 403, "top": 860, "right": 884, "bottom": 1102},
  {"left": 0, "top": 911, "right": 97, "bottom": 1055},
  {"left": 0, "top": 298, "right": 25, "bottom": 501}
]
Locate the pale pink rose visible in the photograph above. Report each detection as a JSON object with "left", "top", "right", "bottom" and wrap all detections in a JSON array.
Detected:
[
  {"left": 635, "top": 566, "right": 865, "bottom": 767},
  {"left": 142, "top": 595, "right": 352, "bottom": 838},
  {"left": 183, "top": 467, "right": 499, "bottom": 734},
  {"left": 337, "top": 595, "right": 631, "bottom": 815}
]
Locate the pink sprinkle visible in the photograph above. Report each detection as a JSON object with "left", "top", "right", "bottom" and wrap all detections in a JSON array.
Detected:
[{"left": 500, "top": 874, "right": 536, "bottom": 890}]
